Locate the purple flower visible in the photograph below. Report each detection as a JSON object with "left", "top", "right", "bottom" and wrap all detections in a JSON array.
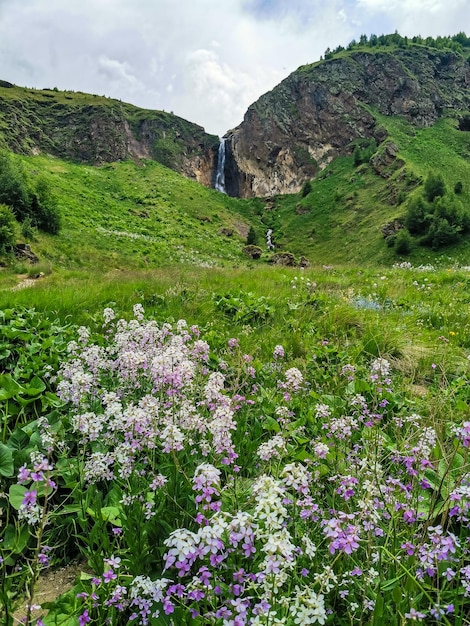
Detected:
[
  {"left": 103, "top": 569, "right": 117, "bottom": 583},
  {"left": 78, "top": 610, "right": 91, "bottom": 626},
  {"left": 22, "top": 490, "right": 37, "bottom": 506}
]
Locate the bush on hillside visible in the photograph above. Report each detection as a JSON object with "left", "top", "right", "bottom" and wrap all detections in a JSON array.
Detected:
[
  {"left": 0, "top": 151, "right": 30, "bottom": 220},
  {"left": 31, "top": 177, "right": 61, "bottom": 234},
  {"left": 246, "top": 226, "right": 258, "bottom": 246},
  {"left": 0, "top": 151, "right": 61, "bottom": 234},
  {"left": 404, "top": 196, "right": 431, "bottom": 235},
  {"left": 0, "top": 203, "right": 17, "bottom": 254},
  {"left": 394, "top": 228, "right": 412, "bottom": 255},
  {"left": 424, "top": 171, "right": 446, "bottom": 202}
]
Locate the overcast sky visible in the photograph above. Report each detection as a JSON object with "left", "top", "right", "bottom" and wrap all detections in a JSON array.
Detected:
[{"left": 0, "top": 0, "right": 468, "bottom": 136}]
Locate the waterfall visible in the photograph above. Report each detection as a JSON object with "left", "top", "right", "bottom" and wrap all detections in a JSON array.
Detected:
[
  {"left": 266, "top": 229, "right": 274, "bottom": 250},
  {"left": 214, "top": 138, "right": 226, "bottom": 194}
]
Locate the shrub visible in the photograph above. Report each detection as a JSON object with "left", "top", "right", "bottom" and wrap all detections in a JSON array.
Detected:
[
  {"left": 424, "top": 171, "right": 446, "bottom": 202},
  {"left": 0, "top": 153, "right": 61, "bottom": 234},
  {"left": 420, "top": 217, "right": 459, "bottom": 249},
  {"left": 394, "top": 228, "right": 412, "bottom": 255},
  {"left": 30, "top": 177, "right": 61, "bottom": 234},
  {"left": 404, "top": 195, "right": 431, "bottom": 234},
  {"left": 246, "top": 225, "right": 258, "bottom": 246},
  {"left": 0, "top": 203, "right": 17, "bottom": 253},
  {"left": 21, "top": 217, "right": 36, "bottom": 241},
  {"left": 0, "top": 151, "right": 30, "bottom": 220},
  {"left": 454, "top": 181, "right": 463, "bottom": 194}
]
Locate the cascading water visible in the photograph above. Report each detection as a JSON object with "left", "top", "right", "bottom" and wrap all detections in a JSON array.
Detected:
[
  {"left": 266, "top": 229, "right": 274, "bottom": 250},
  {"left": 214, "top": 138, "right": 227, "bottom": 194}
]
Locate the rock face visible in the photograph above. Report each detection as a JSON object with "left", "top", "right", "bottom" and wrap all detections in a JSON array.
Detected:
[
  {"left": 0, "top": 87, "right": 218, "bottom": 186},
  {"left": 223, "top": 47, "right": 470, "bottom": 197},
  {"left": 1, "top": 46, "right": 469, "bottom": 197}
]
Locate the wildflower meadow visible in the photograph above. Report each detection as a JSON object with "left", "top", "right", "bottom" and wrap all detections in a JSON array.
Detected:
[{"left": 1, "top": 264, "right": 470, "bottom": 625}]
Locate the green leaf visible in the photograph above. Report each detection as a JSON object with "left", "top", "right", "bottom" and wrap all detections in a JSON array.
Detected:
[
  {"left": 354, "top": 379, "right": 371, "bottom": 393},
  {"left": 372, "top": 592, "right": 384, "bottom": 623},
  {"left": 3, "top": 523, "right": 31, "bottom": 553},
  {"left": 261, "top": 416, "right": 280, "bottom": 433},
  {"left": 392, "top": 584, "right": 403, "bottom": 605},
  {"left": 381, "top": 573, "right": 405, "bottom": 591},
  {"left": 0, "top": 374, "right": 24, "bottom": 400},
  {"left": 23, "top": 376, "right": 47, "bottom": 396},
  {"left": 0, "top": 442, "right": 14, "bottom": 476},
  {"left": 100, "top": 506, "right": 122, "bottom": 526},
  {"left": 7, "top": 428, "right": 30, "bottom": 451},
  {"left": 8, "top": 484, "right": 27, "bottom": 509}
]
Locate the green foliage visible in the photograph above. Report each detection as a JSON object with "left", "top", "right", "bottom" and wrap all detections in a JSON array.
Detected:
[
  {"left": 353, "top": 138, "right": 377, "bottom": 166},
  {"left": 20, "top": 216, "right": 36, "bottom": 241},
  {"left": 0, "top": 151, "right": 30, "bottom": 220},
  {"left": 214, "top": 291, "right": 274, "bottom": 324},
  {"left": 30, "top": 177, "right": 61, "bottom": 234},
  {"left": 406, "top": 190, "right": 470, "bottom": 250},
  {"left": 246, "top": 225, "right": 258, "bottom": 245},
  {"left": 424, "top": 171, "right": 446, "bottom": 202},
  {"left": 394, "top": 228, "right": 412, "bottom": 255},
  {"left": 301, "top": 180, "right": 312, "bottom": 197},
  {"left": 405, "top": 196, "right": 432, "bottom": 235},
  {"left": 0, "top": 152, "right": 61, "bottom": 234},
  {"left": 0, "top": 204, "right": 17, "bottom": 254},
  {"left": 326, "top": 31, "right": 470, "bottom": 58},
  {"left": 454, "top": 180, "right": 463, "bottom": 194}
]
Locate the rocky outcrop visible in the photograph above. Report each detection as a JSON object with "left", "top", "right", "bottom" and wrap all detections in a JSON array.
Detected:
[
  {"left": 224, "top": 47, "right": 470, "bottom": 197},
  {"left": 0, "top": 86, "right": 218, "bottom": 185}
]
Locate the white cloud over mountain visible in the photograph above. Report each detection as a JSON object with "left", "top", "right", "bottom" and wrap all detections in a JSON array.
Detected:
[{"left": 0, "top": 0, "right": 467, "bottom": 135}]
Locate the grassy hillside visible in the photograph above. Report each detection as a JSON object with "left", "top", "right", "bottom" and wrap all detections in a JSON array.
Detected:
[
  {"left": 250, "top": 116, "right": 470, "bottom": 265},
  {"left": 0, "top": 153, "right": 263, "bottom": 275},
  {"left": 0, "top": 82, "right": 217, "bottom": 171}
]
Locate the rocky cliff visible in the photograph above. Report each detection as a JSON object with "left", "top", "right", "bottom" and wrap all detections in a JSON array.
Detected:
[
  {"left": 0, "top": 84, "right": 218, "bottom": 186},
  {"left": 223, "top": 46, "right": 470, "bottom": 197}
]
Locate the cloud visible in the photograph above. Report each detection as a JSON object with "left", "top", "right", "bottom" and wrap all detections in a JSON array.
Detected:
[
  {"left": 0, "top": 0, "right": 468, "bottom": 136},
  {"left": 353, "top": 0, "right": 469, "bottom": 36}
]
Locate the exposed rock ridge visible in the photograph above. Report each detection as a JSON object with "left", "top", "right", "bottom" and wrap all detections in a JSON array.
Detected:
[
  {"left": 0, "top": 88, "right": 219, "bottom": 186},
  {"left": 224, "top": 47, "right": 470, "bottom": 197}
]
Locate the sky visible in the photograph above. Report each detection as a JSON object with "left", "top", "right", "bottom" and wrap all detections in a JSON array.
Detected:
[{"left": 0, "top": 0, "right": 468, "bottom": 137}]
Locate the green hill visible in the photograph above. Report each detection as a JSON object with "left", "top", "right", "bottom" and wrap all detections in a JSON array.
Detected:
[{"left": 1, "top": 36, "right": 470, "bottom": 274}]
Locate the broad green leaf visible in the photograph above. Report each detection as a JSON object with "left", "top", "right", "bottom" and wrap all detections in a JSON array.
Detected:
[
  {"left": 23, "top": 376, "right": 47, "bottom": 396},
  {"left": 0, "top": 442, "right": 14, "bottom": 476},
  {"left": 7, "top": 428, "right": 30, "bottom": 450},
  {"left": 372, "top": 592, "right": 384, "bottom": 623},
  {"left": 8, "top": 484, "right": 27, "bottom": 510},
  {"left": 261, "top": 416, "right": 280, "bottom": 432},
  {"left": 392, "top": 585, "right": 403, "bottom": 605},
  {"left": 3, "top": 523, "right": 30, "bottom": 553},
  {"left": 0, "top": 374, "right": 24, "bottom": 400},
  {"left": 100, "top": 505, "right": 122, "bottom": 526}
]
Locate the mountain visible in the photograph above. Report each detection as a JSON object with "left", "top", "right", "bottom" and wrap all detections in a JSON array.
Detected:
[
  {"left": 1, "top": 39, "right": 469, "bottom": 201},
  {"left": 0, "top": 81, "right": 218, "bottom": 187},
  {"left": 1, "top": 37, "right": 470, "bottom": 269},
  {"left": 222, "top": 44, "right": 470, "bottom": 197}
]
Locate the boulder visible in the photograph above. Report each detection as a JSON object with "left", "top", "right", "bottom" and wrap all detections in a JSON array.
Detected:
[
  {"left": 268, "top": 252, "right": 297, "bottom": 266},
  {"left": 14, "top": 243, "right": 39, "bottom": 264},
  {"left": 242, "top": 245, "right": 263, "bottom": 259}
]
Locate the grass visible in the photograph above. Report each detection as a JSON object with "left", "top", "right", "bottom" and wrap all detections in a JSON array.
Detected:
[
  {"left": 2, "top": 154, "right": 259, "bottom": 271},
  {"left": 2, "top": 262, "right": 470, "bottom": 624}
]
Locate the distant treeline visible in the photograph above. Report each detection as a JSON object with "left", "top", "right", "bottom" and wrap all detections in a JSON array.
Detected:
[{"left": 324, "top": 32, "right": 470, "bottom": 60}]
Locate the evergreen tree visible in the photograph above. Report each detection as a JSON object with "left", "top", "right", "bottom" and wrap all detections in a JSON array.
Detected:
[{"left": 246, "top": 226, "right": 258, "bottom": 246}]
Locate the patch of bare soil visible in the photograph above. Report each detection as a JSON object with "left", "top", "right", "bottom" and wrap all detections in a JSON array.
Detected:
[
  {"left": 13, "top": 561, "right": 89, "bottom": 624},
  {"left": 10, "top": 273, "right": 45, "bottom": 292}
]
